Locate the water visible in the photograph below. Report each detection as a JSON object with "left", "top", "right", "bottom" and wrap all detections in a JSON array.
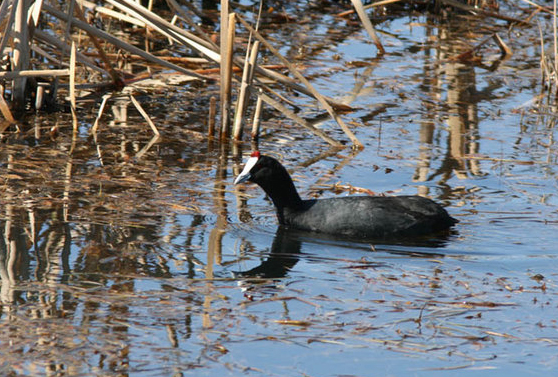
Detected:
[{"left": 1, "top": 3, "right": 558, "bottom": 376}]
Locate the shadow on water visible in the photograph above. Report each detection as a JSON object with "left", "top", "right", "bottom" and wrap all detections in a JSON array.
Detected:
[{"left": 234, "top": 225, "right": 453, "bottom": 281}]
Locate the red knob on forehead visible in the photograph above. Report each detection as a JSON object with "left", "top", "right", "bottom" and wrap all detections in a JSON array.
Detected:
[{"left": 250, "top": 151, "right": 260, "bottom": 158}]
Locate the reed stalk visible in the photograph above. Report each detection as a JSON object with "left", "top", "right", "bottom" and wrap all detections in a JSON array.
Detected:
[
  {"left": 220, "top": 12, "right": 235, "bottom": 139},
  {"left": 258, "top": 91, "right": 342, "bottom": 147},
  {"left": 73, "top": 3, "right": 123, "bottom": 87},
  {"left": 0, "top": 0, "right": 17, "bottom": 59},
  {"left": 233, "top": 40, "right": 260, "bottom": 140},
  {"left": 251, "top": 95, "right": 263, "bottom": 140},
  {"left": 236, "top": 14, "right": 362, "bottom": 148},
  {"left": 0, "top": 69, "right": 70, "bottom": 79},
  {"left": 44, "top": 4, "right": 208, "bottom": 79},
  {"left": 12, "top": 0, "right": 30, "bottom": 111},
  {"left": 69, "top": 42, "right": 77, "bottom": 131},
  {"left": 350, "top": 0, "right": 385, "bottom": 54},
  {"left": 130, "top": 94, "right": 160, "bottom": 136}
]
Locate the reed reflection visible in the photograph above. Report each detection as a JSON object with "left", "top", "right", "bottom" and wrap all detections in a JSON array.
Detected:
[
  {"left": 0, "top": 205, "right": 175, "bottom": 304},
  {"left": 413, "top": 15, "right": 508, "bottom": 196}
]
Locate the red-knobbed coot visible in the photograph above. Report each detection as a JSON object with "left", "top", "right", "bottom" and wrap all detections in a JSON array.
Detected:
[{"left": 234, "top": 151, "right": 458, "bottom": 239}]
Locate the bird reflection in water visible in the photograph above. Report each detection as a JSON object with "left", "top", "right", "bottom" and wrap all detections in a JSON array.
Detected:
[
  {"left": 234, "top": 227, "right": 302, "bottom": 281},
  {"left": 233, "top": 226, "right": 453, "bottom": 289}
]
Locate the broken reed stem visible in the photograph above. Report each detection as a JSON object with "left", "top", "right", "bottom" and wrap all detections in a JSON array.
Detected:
[
  {"left": 338, "top": 0, "right": 402, "bottom": 17},
  {"left": 438, "top": 0, "right": 529, "bottom": 24},
  {"left": 130, "top": 94, "right": 160, "bottom": 136},
  {"left": 232, "top": 48, "right": 253, "bottom": 141},
  {"left": 106, "top": 0, "right": 219, "bottom": 61},
  {"left": 233, "top": 40, "right": 260, "bottom": 140},
  {"left": 79, "top": 1, "right": 146, "bottom": 27},
  {"left": 73, "top": 3, "right": 123, "bottom": 87},
  {"left": 99, "top": 0, "right": 350, "bottom": 112},
  {"left": 82, "top": 53, "right": 208, "bottom": 65},
  {"left": 0, "top": 0, "right": 11, "bottom": 21},
  {"left": 44, "top": 4, "right": 208, "bottom": 80},
  {"left": 182, "top": 0, "right": 208, "bottom": 20},
  {"left": 92, "top": 94, "right": 111, "bottom": 135},
  {"left": 448, "top": 33, "right": 512, "bottom": 61},
  {"left": 0, "top": 0, "right": 17, "bottom": 59},
  {"left": 165, "top": 0, "right": 218, "bottom": 48},
  {"left": 63, "top": 0, "right": 76, "bottom": 44},
  {"left": 208, "top": 96, "right": 217, "bottom": 137},
  {"left": 350, "top": 0, "right": 385, "bottom": 54},
  {"left": 247, "top": 41, "right": 260, "bottom": 92},
  {"left": 251, "top": 95, "right": 263, "bottom": 140},
  {"left": 252, "top": 65, "right": 353, "bottom": 111},
  {"left": 33, "top": 29, "right": 109, "bottom": 75},
  {"left": 0, "top": 69, "right": 70, "bottom": 79},
  {"left": 518, "top": 0, "right": 553, "bottom": 14},
  {"left": 0, "top": 1, "right": 12, "bottom": 25},
  {"left": 0, "top": 93, "right": 15, "bottom": 123},
  {"left": 258, "top": 91, "right": 342, "bottom": 147},
  {"left": 70, "top": 42, "right": 78, "bottom": 132},
  {"left": 28, "top": 0, "right": 42, "bottom": 38},
  {"left": 492, "top": 34, "right": 512, "bottom": 56},
  {"left": 35, "top": 83, "right": 46, "bottom": 110},
  {"left": 220, "top": 12, "right": 236, "bottom": 139},
  {"left": 236, "top": 14, "right": 361, "bottom": 148}
]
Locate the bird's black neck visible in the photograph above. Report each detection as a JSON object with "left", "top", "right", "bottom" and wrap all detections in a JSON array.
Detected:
[{"left": 257, "top": 164, "right": 304, "bottom": 212}]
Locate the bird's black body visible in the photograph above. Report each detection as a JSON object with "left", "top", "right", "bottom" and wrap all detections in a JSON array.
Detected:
[{"left": 234, "top": 153, "right": 457, "bottom": 240}]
